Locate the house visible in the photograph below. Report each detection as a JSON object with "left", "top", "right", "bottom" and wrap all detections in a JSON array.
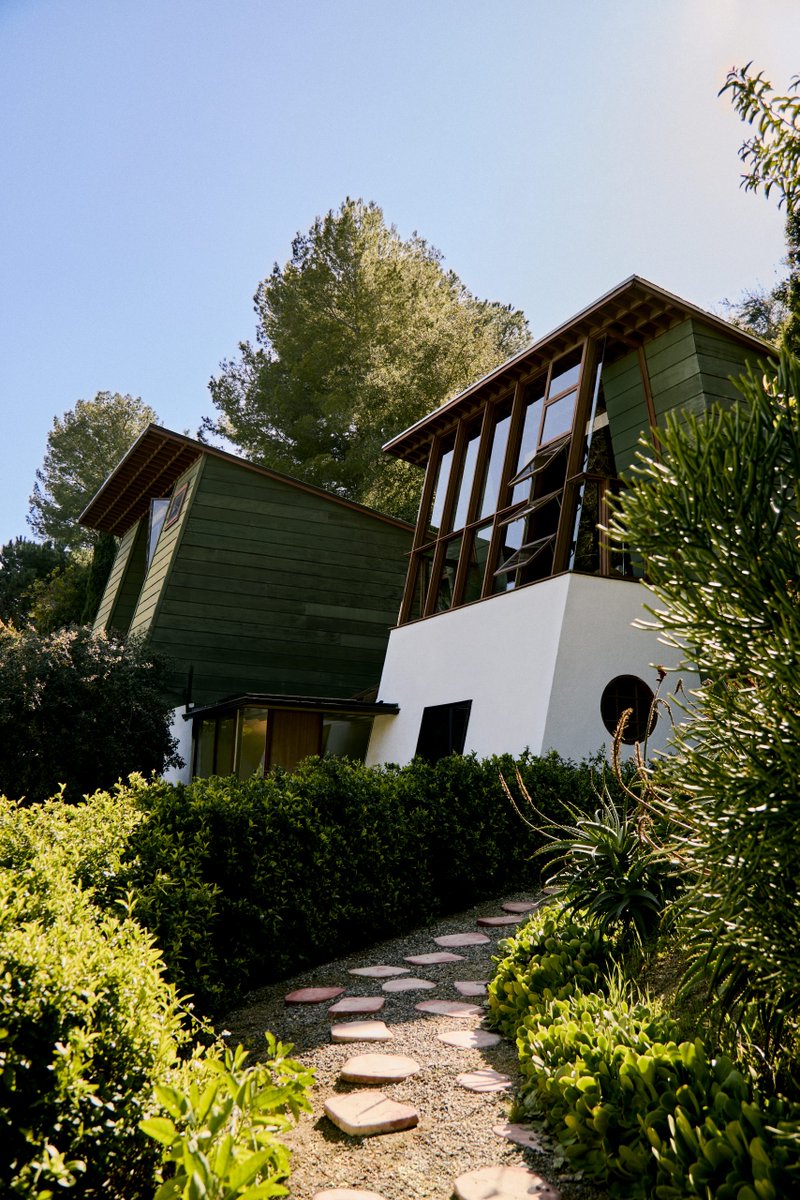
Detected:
[
  {"left": 365, "top": 276, "right": 776, "bottom": 767},
  {"left": 80, "top": 426, "right": 413, "bottom": 779}
]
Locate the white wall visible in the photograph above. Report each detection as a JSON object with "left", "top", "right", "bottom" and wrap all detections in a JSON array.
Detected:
[
  {"left": 163, "top": 705, "right": 194, "bottom": 784},
  {"left": 367, "top": 575, "right": 688, "bottom": 767}
]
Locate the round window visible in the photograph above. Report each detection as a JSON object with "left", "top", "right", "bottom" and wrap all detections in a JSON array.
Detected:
[{"left": 600, "top": 675, "right": 657, "bottom": 745}]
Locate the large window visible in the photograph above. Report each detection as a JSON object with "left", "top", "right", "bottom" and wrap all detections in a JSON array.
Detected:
[{"left": 193, "top": 706, "right": 377, "bottom": 778}]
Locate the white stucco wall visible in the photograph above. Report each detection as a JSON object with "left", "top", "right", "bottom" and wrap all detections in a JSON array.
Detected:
[
  {"left": 163, "top": 705, "right": 194, "bottom": 784},
  {"left": 366, "top": 574, "right": 687, "bottom": 767}
]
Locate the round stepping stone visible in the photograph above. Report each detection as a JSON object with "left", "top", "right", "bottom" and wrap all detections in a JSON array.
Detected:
[
  {"left": 314, "top": 1192, "right": 386, "bottom": 1200},
  {"left": 340, "top": 1053, "right": 421, "bottom": 1084},
  {"left": 454, "top": 980, "right": 488, "bottom": 996},
  {"left": 502, "top": 900, "right": 541, "bottom": 913},
  {"left": 328, "top": 995, "right": 385, "bottom": 1015},
  {"left": 434, "top": 932, "right": 490, "bottom": 947},
  {"left": 457, "top": 1068, "right": 513, "bottom": 1092},
  {"left": 382, "top": 976, "right": 436, "bottom": 992},
  {"left": 331, "top": 1020, "right": 393, "bottom": 1043},
  {"left": 324, "top": 1090, "right": 419, "bottom": 1137},
  {"left": 415, "top": 999, "right": 482, "bottom": 1017},
  {"left": 348, "top": 964, "right": 411, "bottom": 978},
  {"left": 438, "top": 1028, "right": 501, "bottom": 1049},
  {"left": 454, "top": 1165, "right": 561, "bottom": 1200},
  {"left": 404, "top": 951, "right": 464, "bottom": 965},
  {"left": 476, "top": 914, "right": 522, "bottom": 927},
  {"left": 285, "top": 986, "right": 344, "bottom": 1004},
  {"left": 493, "top": 1122, "right": 546, "bottom": 1151}
]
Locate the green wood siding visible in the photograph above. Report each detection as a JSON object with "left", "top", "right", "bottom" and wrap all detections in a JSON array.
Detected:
[
  {"left": 137, "top": 455, "right": 411, "bottom": 705},
  {"left": 93, "top": 518, "right": 148, "bottom": 635}
]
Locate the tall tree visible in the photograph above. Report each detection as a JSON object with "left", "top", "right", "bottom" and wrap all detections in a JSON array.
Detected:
[
  {"left": 0, "top": 537, "right": 67, "bottom": 625},
  {"left": 722, "top": 66, "right": 800, "bottom": 352},
  {"left": 29, "top": 391, "right": 158, "bottom": 551},
  {"left": 202, "top": 199, "right": 530, "bottom": 521}
]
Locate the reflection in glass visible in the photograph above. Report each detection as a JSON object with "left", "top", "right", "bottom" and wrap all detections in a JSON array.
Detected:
[
  {"left": 195, "top": 719, "right": 216, "bottom": 778},
  {"left": 428, "top": 445, "right": 454, "bottom": 534},
  {"left": 461, "top": 524, "right": 493, "bottom": 603},
  {"left": 322, "top": 715, "right": 373, "bottom": 759},
  {"left": 147, "top": 499, "right": 169, "bottom": 568},
  {"left": 549, "top": 349, "right": 582, "bottom": 397},
  {"left": 541, "top": 389, "right": 577, "bottom": 445},
  {"left": 216, "top": 716, "right": 236, "bottom": 775},
  {"left": 478, "top": 411, "right": 511, "bottom": 518},
  {"left": 409, "top": 551, "right": 434, "bottom": 620},
  {"left": 492, "top": 517, "right": 526, "bottom": 592},
  {"left": 512, "top": 381, "right": 546, "bottom": 503},
  {"left": 451, "top": 426, "right": 481, "bottom": 530},
  {"left": 238, "top": 707, "right": 268, "bottom": 778},
  {"left": 435, "top": 536, "right": 463, "bottom": 611}
]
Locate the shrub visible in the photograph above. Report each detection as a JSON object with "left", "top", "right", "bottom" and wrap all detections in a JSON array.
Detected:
[{"left": 0, "top": 624, "right": 181, "bottom": 805}]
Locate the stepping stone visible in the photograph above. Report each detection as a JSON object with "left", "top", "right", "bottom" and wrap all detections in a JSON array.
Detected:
[
  {"left": 476, "top": 914, "right": 522, "bottom": 927},
  {"left": 502, "top": 900, "right": 541, "bottom": 914},
  {"left": 454, "top": 1165, "right": 561, "bottom": 1200},
  {"left": 434, "top": 932, "right": 490, "bottom": 947},
  {"left": 328, "top": 995, "right": 385, "bottom": 1015},
  {"left": 382, "top": 976, "right": 436, "bottom": 992},
  {"left": 324, "top": 1090, "right": 419, "bottom": 1137},
  {"left": 454, "top": 980, "right": 488, "bottom": 996},
  {"left": 331, "top": 1021, "right": 393, "bottom": 1043},
  {"left": 457, "top": 1068, "right": 513, "bottom": 1092},
  {"left": 493, "top": 1122, "right": 547, "bottom": 1151},
  {"left": 415, "top": 999, "right": 483, "bottom": 1017},
  {"left": 404, "top": 951, "right": 464, "bottom": 965},
  {"left": 285, "top": 986, "right": 344, "bottom": 1004},
  {"left": 348, "top": 964, "right": 411, "bottom": 978},
  {"left": 438, "top": 1028, "right": 501, "bottom": 1049},
  {"left": 340, "top": 1052, "right": 420, "bottom": 1084},
  {"left": 314, "top": 1192, "right": 387, "bottom": 1200}
]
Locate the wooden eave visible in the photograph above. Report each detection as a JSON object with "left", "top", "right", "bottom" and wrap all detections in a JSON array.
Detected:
[
  {"left": 184, "top": 692, "right": 401, "bottom": 721},
  {"left": 383, "top": 275, "right": 777, "bottom": 466},
  {"left": 79, "top": 424, "right": 415, "bottom": 537}
]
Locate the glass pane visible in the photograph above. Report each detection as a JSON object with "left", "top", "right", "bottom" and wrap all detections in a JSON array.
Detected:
[
  {"left": 237, "top": 707, "right": 268, "bottom": 778},
  {"left": 147, "top": 499, "right": 169, "bottom": 567},
  {"left": 541, "top": 389, "right": 577, "bottom": 445},
  {"left": 512, "top": 380, "right": 546, "bottom": 503},
  {"left": 451, "top": 425, "right": 481, "bottom": 531},
  {"left": 408, "top": 550, "right": 434, "bottom": 620},
  {"left": 549, "top": 349, "right": 582, "bottom": 397},
  {"left": 572, "top": 479, "right": 601, "bottom": 574},
  {"left": 478, "top": 411, "right": 511, "bottom": 519},
  {"left": 216, "top": 716, "right": 236, "bottom": 775},
  {"left": 194, "top": 719, "right": 216, "bottom": 778},
  {"left": 322, "top": 715, "right": 372, "bottom": 760},
  {"left": 434, "top": 536, "right": 463, "bottom": 611},
  {"left": 428, "top": 445, "right": 454, "bottom": 535},
  {"left": 461, "top": 524, "right": 493, "bottom": 604},
  {"left": 493, "top": 518, "right": 526, "bottom": 591}
]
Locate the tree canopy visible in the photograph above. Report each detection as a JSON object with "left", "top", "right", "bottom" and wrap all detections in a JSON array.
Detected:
[
  {"left": 29, "top": 391, "right": 158, "bottom": 550},
  {"left": 202, "top": 199, "right": 530, "bottom": 521},
  {"left": 0, "top": 537, "right": 67, "bottom": 626}
]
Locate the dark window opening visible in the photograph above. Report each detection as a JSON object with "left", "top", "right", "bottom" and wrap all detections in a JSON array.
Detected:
[
  {"left": 415, "top": 700, "right": 472, "bottom": 762},
  {"left": 600, "top": 675, "right": 657, "bottom": 744}
]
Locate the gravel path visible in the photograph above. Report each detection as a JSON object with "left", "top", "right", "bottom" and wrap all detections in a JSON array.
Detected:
[{"left": 221, "top": 894, "right": 610, "bottom": 1200}]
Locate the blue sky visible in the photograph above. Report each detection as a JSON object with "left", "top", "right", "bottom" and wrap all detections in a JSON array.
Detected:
[{"left": 1, "top": 0, "right": 798, "bottom": 545}]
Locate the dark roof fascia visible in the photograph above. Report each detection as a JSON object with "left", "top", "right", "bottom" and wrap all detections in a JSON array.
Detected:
[
  {"left": 382, "top": 275, "right": 777, "bottom": 463},
  {"left": 184, "top": 693, "right": 401, "bottom": 722},
  {"left": 79, "top": 423, "right": 415, "bottom": 537}
]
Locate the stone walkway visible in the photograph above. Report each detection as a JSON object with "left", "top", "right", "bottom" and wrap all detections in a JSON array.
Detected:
[{"left": 268, "top": 898, "right": 564, "bottom": 1200}]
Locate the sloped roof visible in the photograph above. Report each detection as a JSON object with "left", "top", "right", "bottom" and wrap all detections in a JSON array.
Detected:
[
  {"left": 79, "top": 424, "right": 414, "bottom": 537},
  {"left": 382, "top": 275, "right": 776, "bottom": 465}
]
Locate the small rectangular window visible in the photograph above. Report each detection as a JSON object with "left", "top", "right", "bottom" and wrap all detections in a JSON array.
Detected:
[{"left": 415, "top": 700, "right": 472, "bottom": 762}]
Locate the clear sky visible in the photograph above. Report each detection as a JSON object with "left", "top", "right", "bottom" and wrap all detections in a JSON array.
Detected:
[{"left": 1, "top": 0, "right": 798, "bottom": 546}]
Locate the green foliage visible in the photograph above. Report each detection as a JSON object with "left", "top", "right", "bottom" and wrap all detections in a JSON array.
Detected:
[
  {"left": 29, "top": 391, "right": 158, "bottom": 551},
  {"left": 486, "top": 905, "right": 611, "bottom": 1041},
  {"left": 611, "top": 352, "right": 800, "bottom": 1059},
  {"left": 0, "top": 536, "right": 68, "bottom": 624},
  {"left": 142, "top": 1036, "right": 314, "bottom": 1200},
  {"left": 203, "top": 198, "right": 530, "bottom": 521},
  {"left": 24, "top": 549, "right": 92, "bottom": 632},
  {"left": 0, "top": 850, "right": 185, "bottom": 1198},
  {"left": 0, "top": 624, "right": 181, "bottom": 804}
]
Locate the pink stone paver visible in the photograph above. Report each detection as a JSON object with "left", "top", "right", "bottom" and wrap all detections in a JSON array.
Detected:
[
  {"left": 340, "top": 1053, "right": 420, "bottom": 1084},
  {"left": 492, "top": 1123, "right": 547, "bottom": 1152},
  {"left": 382, "top": 976, "right": 436, "bottom": 992},
  {"left": 434, "top": 932, "right": 490, "bottom": 947},
  {"left": 313, "top": 1191, "right": 387, "bottom": 1200},
  {"left": 501, "top": 900, "right": 541, "bottom": 914},
  {"left": 284, "top": 986, "right": 345, "bottom": 1004},
  {"left": 348, "top": 964, "right": 411, "bottom": 978},
  {"left": 328, "top": 995, "right": 386, "bottom": 1015},
  {"left": 404, "top": 951, "right": 464, "bottom": 965},
  {"left": 330, "top": 1020, "right": 393, "bottom": 1043},
  {"left": 415, "top": 999, "right": 483, "bottom": 1018},
  {"left": 456, "top": 1068, "right": 513, "bottom": 1093},
  {"left": 476, "top": 914, "right": 523, "bottom": 927},
  {"left": 454, "top": 980, "right": 488, "bottom": 996},
  {"left": 323, "top": 1090, "right": 419, "bottom": 1136},
  {"left": 437, "top": 1028, "right": 501, "bottom": 1050},
  {"left": 454, "top": 1165, "right": 561, "bottom": 1200}
]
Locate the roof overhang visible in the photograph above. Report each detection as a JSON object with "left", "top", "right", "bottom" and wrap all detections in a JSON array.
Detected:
[
  {"left": 184, "top": 693, "right": 401, "bottom": 721},
  {"left": 382, "top": 275, "right": 777, "bottom": 466}
]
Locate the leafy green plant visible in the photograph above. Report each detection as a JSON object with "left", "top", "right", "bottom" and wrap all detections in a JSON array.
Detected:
[{"left": 142, "top": 1035, "right": 314, "bottom": 1200}]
